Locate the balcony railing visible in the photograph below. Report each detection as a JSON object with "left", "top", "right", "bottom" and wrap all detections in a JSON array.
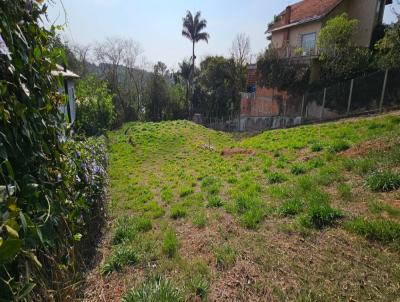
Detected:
[{"left": 277, "top": 45, "right": 319, "bottom": 60}]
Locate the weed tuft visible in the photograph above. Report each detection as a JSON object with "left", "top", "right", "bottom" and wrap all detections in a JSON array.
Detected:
[
  {"left": 300, "top": 200, "right": 343, "bottom": 229},
  {"left": 193, "top": 212, "right": 207, "bottom": 228},
  {"left": 100, "top": 245, "right": 138, "bottom": 275},
  {"left": 291, "top": 164, "right": 307, "bottom": 175},
  {"left": 337, "top": 183, "right": 352, "bottom": 201},
  {"left": 280, "top": 198, "right": 304, "bottom": 216},
  {"left": 207, "top": 195, "right": 224, "bottom": 208},
  {"left": 170, "top": 204, "right": 187, "bottom": 219},
  {"left": 365, "top": 171, "right": 400, "bottom": 192},
  {"left": 123, "top": 277, "right": 182, "bottom": 302},
  {"left": 267, "top": 172, "right": 287, "bottom": 184},
  {"left": 162, "top": 229, "right": 179, "bottom": 258},
  {"left": 329, "top": 140, "right": 350, "bottom": 153},
  {"left": 214, "top": 244, "right": 236, "bottom": 270}
]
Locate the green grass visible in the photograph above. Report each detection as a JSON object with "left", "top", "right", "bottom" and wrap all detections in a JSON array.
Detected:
[
  {"left": 100, "top": 245, "right": 138, "bottom": 275},
  {"left": 214, "top": 244, "right": 236, "bottom": 270},
  {"left": 123, "top": 277, "right": 182, "bottom": 302},
  {"left": 345, "top": 218, "right": 400, "bottom": 246},
  {"left": 266, "top": 172, "right": 288, "bottom": 184},
  {"left": 170, "top": 204, "right": 187, "bottom": 219},
  {"left": 162, "top": 229, "right": 179, "bottom": 258},
  {"left": 299, "top": 200, "right": 343, "bottom": 229},
  {"left": 192, "top": 212, "right": 207, "bottom": 228},
  {"left": 365, "top": 171, "right": 400, "bottom": 192},
  {"left": 106, "top": 115, "right": 400, "bottom": 301}
]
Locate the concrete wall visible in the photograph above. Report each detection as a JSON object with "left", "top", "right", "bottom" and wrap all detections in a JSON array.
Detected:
[
  {"left": 346, "top": 0, "right": 380, "bottom": 47},
  {"left": 239, "top": 116, "right": 303, "bottom": 132},
  {"left": 271, "top": 31, "right": 285, "bottom": 48}
]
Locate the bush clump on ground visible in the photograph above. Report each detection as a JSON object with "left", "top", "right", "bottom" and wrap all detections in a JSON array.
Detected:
[
  {"left": 365, "top": 171, "right": 400, "bottom": 192},
  {"left": 300, "top": 200, "right": 343, "bottom": 229}
]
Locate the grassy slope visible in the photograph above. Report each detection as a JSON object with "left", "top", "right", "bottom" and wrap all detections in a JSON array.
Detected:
[{"left": 97, "top": 114, "right": 400, "bottom": 301}]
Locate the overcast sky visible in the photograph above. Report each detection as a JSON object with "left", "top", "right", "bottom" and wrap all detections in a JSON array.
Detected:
[{"left": 46, "top": 0, "right": 399, "bottom": 70}]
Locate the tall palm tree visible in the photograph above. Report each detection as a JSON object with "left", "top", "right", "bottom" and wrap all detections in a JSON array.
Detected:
[{"left": 182, "top": 11, "right": 209, "bottom": 114}]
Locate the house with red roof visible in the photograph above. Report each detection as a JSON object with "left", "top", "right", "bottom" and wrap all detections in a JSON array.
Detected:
[{"left": 241, "top": 0, "right": 392, "bottom": 119}]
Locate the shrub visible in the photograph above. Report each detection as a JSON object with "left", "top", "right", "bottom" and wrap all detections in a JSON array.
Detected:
[
  {"left": 207, "top": 195, "right": 224, "bottom": 208},
  {"left": 345, "top": 218, "right": 400, "bottom": 245},
  {"left": 123, "top": 277, "right": 183, "bottom": 302},
  {"left": 280, "top": 198, "right": 304, "bottom": 216},
  {"left": 300, "top": 201, "right": 343, "bottom": 229},
  {"left": 214, "top": 245, "right": 236, "bottom": 270},
  {"left": 267, "top": 172, "right": 287, "bottom": 184},
  {"left": 100, "top": 245, "right": 138, "bottom": 275},
  {"left": 307, "top": 157, "right": 325, "bottom": 169},
  {"left": 329, "top": 140, "right": 350, "bottom": 153},
  {"left": 193, "top": 213, "right": 207, "bottom": 228},
  {"left": 291, "top": 164, "right": 307, "bottom": 175},
  {"left": 365, "top": 171, "right": 400, "bottom": 192},
  {"left": 75, "top": 75, "right": 115, "bottom": 136},
  {"left": 170, "top": 205, "right": 187, "bottom": 219},
  {"left": 162, "top": 229, "right": 179, "bottom": 258}
]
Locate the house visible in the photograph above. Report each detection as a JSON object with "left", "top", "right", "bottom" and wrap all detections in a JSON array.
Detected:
[
  {"left": 267, "top": 0, "right": 392, "bottom": 58},
  {"left": 240, "top": 0, "right": 392, "bottom": 120},
  {"left": 51, "top": 64, "right": 80, "bottom": 123}
]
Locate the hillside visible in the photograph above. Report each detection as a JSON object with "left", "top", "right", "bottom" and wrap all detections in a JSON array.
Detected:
[{"left": 84, "top": 113, "right": 400, "bottom": 301}]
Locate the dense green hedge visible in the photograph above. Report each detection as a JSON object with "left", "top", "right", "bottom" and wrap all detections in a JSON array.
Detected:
[{"left": 0, "top": 1, "right": 107, "bottom": 300}]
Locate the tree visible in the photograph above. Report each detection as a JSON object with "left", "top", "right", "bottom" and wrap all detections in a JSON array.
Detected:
[
  {"left": 230, "top": 33, "right": 251, "bottom": 67},
  {"left": 317, "top": 13, "right": 372, "bottom": 82},
  {"left": 375, "top": 21, "right": 400, "bottom": 69},
  {"left": 178, "top": 59, "right": 192, "bottom": 113},
  {"left": 181, "top": 11, "right": 210, "bottom": 114},
  {"left": 94, "top": 37, "right": 145, "bottom": 124},
  {"left": 75, "top": 75, "right": 115, "bottom": 136},
  {"left": 196, "top": 56, "right": 245, "bottom": 119},
  {"left": 145, "top": 62, "right": 170, "bottom": 121}
]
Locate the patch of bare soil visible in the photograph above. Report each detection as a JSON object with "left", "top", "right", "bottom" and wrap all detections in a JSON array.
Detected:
[
  {"left": 341, "top": 138, "right": 394, "bottom": 157},
  {"left": 221, "top": 148, "right": 256, "bottom": 156}
]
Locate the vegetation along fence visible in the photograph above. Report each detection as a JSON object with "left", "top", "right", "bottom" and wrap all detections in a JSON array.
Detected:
[{"left": 206, "top": 68, "right": 400, "bottom": 132}]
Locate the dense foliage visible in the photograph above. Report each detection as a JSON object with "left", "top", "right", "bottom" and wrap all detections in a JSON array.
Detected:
[
  {"left": 256, "top": 48, "right": 311, "bottom": 94},
  {"left": 375, "top": 21, "right": 400, "bottom": 69},
  {"left": 194, "top": 56, "right": 245, "bottom": 119},
  {"left": 317, "top": 13, "right": 374, "bottom": 83},
  {"left": 0, "top": 1, "right": 107, "bottom": 300},
  {"left": 75, "top": 75, "right": 115, "bottom": 136}
]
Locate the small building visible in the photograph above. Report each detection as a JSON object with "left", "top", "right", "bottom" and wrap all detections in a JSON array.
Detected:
[{"left": 51, "top": 64, "right": 80, "bottom": 123}]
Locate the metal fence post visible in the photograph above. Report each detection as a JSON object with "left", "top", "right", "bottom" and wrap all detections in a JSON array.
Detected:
[
  {"left": 379, "top": 69, "right": 389, "bottom": 113},
  {"left": 320, "top": 88, "right": 327, "bottom": 120},
  {"left": 347, "top": 79, "right": 354, "bottom": 116}
]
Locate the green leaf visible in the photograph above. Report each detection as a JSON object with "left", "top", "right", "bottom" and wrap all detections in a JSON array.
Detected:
[
  {"left": 73, "top": 233, "right": 83, "bottom": 241},
  {"left": 0, "top": 238, "right": 22, "bottom": 264}
]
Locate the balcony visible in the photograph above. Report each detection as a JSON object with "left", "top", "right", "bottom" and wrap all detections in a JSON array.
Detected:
[{"left": 277, "top": 45, "right": 319, "bottom": 62}]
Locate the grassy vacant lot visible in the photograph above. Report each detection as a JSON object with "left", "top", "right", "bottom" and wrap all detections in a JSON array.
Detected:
[{"left": 85, "top": 113, "right": 400, "bottom": 302}]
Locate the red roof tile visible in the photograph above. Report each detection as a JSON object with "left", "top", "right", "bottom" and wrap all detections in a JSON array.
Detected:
[{"left": 268, "top": 0, "right": 343, "bottom": 32}]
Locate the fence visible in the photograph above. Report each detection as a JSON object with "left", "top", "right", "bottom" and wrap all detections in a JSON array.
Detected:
[{"left": 205, "top": 68, "right": 400, "bottom": 132}]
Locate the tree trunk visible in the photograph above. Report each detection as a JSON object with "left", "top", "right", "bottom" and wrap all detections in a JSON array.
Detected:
[{"left": 190, "top": 41, "right": 195, "bottom": 117}]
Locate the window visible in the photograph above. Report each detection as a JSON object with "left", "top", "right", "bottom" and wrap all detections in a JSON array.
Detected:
[{"left": 301, "top": 32, "right": 316, "bottom": 55}]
